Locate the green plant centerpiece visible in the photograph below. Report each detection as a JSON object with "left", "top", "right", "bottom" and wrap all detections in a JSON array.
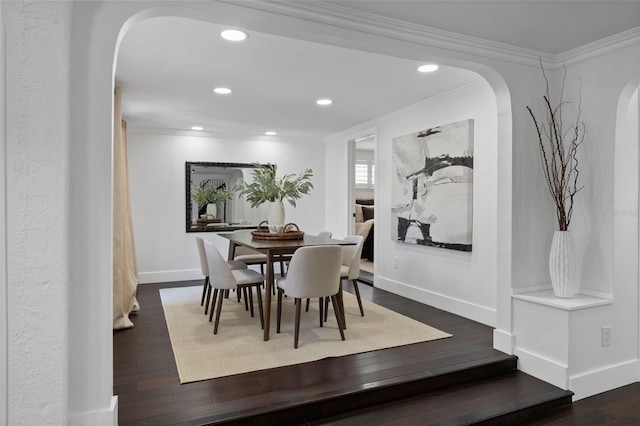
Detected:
[
  {"left": 235, "top": 164, "right": 313, "bottom": 207},
  {"left": 235, "top": 164, "right": 313, "bottom": 227},
  {"left": 191, "top": 184, "right": 232, "bottom": 219}
]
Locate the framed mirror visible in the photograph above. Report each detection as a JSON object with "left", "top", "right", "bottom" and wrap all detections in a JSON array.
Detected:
[{"left": 185, "top": 162, "right": 272, "bottom": 233}]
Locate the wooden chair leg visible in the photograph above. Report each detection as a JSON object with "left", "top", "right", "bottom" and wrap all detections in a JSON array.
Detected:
[
  {"left": 331, "top": 295, "right": 346, "bottom": 341},
  {"left": 323, "top": 296, "right": 330, "bottom": 322},
  {"left": 213, "top": 291, "right": 224, "bottom": 334},
  {"left": 243, "top": 287, "right": 249, "bottom": 311},
  {"left": 204, "top": 277, "right": 211, "bottom": 315},
  {"left": 294, "top": 298, "right": 301, "bottom": 349},
  {"left": 247, "top": 287, "right": 255, "bottom": 317},
  {"left": 255, "top": 285, "right": 264, "bottom": 329},
  {"left": 201, "top": 276, "right": 208, "bottom": 306},
  {"left": 305, "top": 298, "right": 310, "bottom": 312},
  {"left": 319, "top": 297, "right": 323, "bottom": 327},
  {"left": 337, "top": 281, "right": 346, "bottom": 329},
  {"left": 324, "top": 281, "right": 347, "bottom": 327},
  {"left": 352, "top": 279, "right": 364, "bottom": 316},
  {"left": 208, "top": 289, "right": 219, "bottom": 322},
  {"left": 276, "top": 289, "right": 283, "bottom": 333},
  {"left": 279, "top": 260, "right": 285, "bottom": 277}
]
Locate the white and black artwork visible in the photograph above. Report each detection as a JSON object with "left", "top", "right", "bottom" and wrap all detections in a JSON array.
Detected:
[{"left": 391, "top": 119, "right": 474, "bottom": 251}]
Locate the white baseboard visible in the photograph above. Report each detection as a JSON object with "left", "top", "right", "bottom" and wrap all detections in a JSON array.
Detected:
[
  {"left": 569, "top": 359, "right": 640, "bottom": 401},
  {"left": 493, "top": 328, "right": 515, "bottom": 354},
  {"left": 514, "top": 347, "right": 569, "bottom": 390},
  {"left": 516, "top": 348, "right": 640, "bottom": 400},
  {"left": 375, "top": 276, "right": 496, "bottom": 326},
  {"left": 138, "top": 269, "right": 202, "bottom": 284},
  {"left": 68, "top": 396, "right": 118, "bottom": 426}
]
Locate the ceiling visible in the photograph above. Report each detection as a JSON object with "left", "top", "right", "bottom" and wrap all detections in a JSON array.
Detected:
[
  {"left": 325, "top": 1, "right": 640, "bottom": 54},
  {"left": 116, "top": 1, "right": 640, "bottom": 142}
]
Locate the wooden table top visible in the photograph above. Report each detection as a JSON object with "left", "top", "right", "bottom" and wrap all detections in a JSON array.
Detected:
[{"left": 218, "top": 230, "right": 354, "bottom": 251}]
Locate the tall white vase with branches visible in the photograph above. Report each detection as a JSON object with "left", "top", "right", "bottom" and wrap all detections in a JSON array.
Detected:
[{"left": 527, "top": 64, "right": 585, "bottom": 298}]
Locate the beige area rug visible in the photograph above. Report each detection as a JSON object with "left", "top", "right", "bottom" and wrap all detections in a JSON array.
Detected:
[
  {"left": 359, "top": 259, "right": 374, "bottom": 274},
  {"left": 160, "top": 285, "right": 451, "bottom": 384}
]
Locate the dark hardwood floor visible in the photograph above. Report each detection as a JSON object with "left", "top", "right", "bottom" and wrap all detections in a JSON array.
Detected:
[
  {"left": 521, "top": 382, "right": 640, "bottom": 425},
  {"left": 113, "top": 279, "right": 639, "bottom": 425}
]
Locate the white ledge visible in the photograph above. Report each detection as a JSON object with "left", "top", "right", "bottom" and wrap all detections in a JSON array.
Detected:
[{"left": 512, "top": 290, "right": 612, "bottom": 311}]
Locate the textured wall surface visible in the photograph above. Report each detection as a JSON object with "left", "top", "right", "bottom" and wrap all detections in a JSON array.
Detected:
[{"left": 4, "top": 1, "right": 69, "bottom": 423}]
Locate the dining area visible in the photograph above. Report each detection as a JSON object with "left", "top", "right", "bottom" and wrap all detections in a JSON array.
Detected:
[
  {"left": 149, "top": 161, "right": 449, "bottom": 385},
  {"left": 198, "top": 228, "right": 365, "bottom": 346}
]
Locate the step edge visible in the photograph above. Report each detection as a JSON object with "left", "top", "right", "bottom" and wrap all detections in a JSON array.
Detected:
[{"left": 189, "top": 355, "right": 520, "bottom": 425}]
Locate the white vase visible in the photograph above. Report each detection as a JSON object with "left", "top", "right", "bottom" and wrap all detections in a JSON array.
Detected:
[
  {"left": 205, "top": 203, "right": 217, "bottom": 218},
  {"left": 268, "top": 200, "right": 285, "bottom": 226},
  {"left": 549, "top": 230, "right": 577, "bottom": 298}
]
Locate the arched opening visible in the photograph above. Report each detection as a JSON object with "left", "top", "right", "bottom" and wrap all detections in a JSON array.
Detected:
[
  {"left": 68, "top": 2, "right": 513, "bottom": 420},
  {"left": 613, "top": 74, "right": 640, "bottom": 359}
]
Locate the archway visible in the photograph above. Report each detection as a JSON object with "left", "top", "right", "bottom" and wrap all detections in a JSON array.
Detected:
[
  {"left": 613, "top": 74, "right": 640, "bottom": 363},
  {"left": 69, "top": 2, "right": 514, "bottom": 421}
]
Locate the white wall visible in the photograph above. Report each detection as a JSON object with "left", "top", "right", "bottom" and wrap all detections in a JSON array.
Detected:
[
  {"left": 127, "top": 129, "right": 326, "bottom": 283},
  {"left": 327, "top": 80, "right": 499, "bottom": 326}
]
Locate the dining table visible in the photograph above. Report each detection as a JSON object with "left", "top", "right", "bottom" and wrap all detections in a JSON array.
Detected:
[{"left": 219, "top": 230, "right": 355, "bottom": 341}]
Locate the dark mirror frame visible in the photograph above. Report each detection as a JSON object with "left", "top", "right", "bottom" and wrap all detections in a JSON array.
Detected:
[{"left": 185, "top": 161, "right": 271, "bottom": 233}]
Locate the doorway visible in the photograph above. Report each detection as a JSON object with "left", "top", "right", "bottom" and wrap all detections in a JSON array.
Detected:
[{"left": 352, "top": 134, "right": 376, "bottom": 281}]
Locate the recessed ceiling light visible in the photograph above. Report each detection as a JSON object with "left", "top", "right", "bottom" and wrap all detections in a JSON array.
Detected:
[
  {"left": 221, "top": 29, "right": 248, "bottom": 42},
  {"left": 213, "top": 87, "right": 232, "bottom": 95},
  {"left": 316, "top": 99, "right": 333, "bottom": 106},
  {"left": 265, "top": 131, "right": 277, "bottom": 136},
  {"left": 191, "top": 126, "right": 204, "bottom": 131},
  {"left": 418, "top": 64, "right": 439, "bottom": 73}
]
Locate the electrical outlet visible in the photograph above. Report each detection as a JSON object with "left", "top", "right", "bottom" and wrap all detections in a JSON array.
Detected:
[
  {"left": 393, "top": 256, "right": 399, "bottom": 269},
  {"left": 602, "top": 326, "right": 612, "bottom": 346}
]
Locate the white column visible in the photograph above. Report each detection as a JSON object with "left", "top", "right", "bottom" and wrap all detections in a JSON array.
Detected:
[
  {"left": 0, "top": 2, "right": 8, "bottom": 424},
  {"left": 4, "top": 1, "right": 69, "bottom": 423}
]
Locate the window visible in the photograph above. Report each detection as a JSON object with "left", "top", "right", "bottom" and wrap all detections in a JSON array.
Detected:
[{"left": 355, "top": 160, "right": 375, "bottom": 188}]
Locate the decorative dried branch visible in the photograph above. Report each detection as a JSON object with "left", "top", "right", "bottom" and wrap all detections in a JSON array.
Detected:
[{"left": 526, "top": 62, "right": 585, "bottom": 231}]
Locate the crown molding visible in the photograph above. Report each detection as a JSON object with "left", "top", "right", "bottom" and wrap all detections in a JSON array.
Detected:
[
  {"left": 561, "top": 25, "right": 640, "bottom": 66},
  {"left": 219, "top": 0, "right": 555, "bottom": 67},
  {"left": 219, "top": 0, "right": 640, "bottom": 70}
]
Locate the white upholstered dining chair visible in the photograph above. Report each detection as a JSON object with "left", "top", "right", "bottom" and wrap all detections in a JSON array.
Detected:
[
  {"left": 232, "top": 245, "right": 268, "bottom": 272},
  {"left": 203, "top": 240, "right": 266, "bottom": 334},
  {"left": 321, "top": 235, "right": 365, "bottom": 322},
  {"left": 340, "top": 235, "right": 365, "bottom": 316},
  {"left": 195, "top": 236, "right": 246, "bottom": 316},
  {"left": 276, "top": 245, "right": 345, "bottom": 348},
  {"left": 230, "top": 231, "right": 287, "bottom": 279}
]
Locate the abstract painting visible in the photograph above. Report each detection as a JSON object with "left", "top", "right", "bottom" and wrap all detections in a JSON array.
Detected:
[{"left": 391, "top": 119, "right": 474, "bottom": 251}]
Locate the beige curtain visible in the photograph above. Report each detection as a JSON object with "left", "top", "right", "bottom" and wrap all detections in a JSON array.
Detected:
[{"left": 113, "top": 86, "right": 139, "bottom": 329}]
